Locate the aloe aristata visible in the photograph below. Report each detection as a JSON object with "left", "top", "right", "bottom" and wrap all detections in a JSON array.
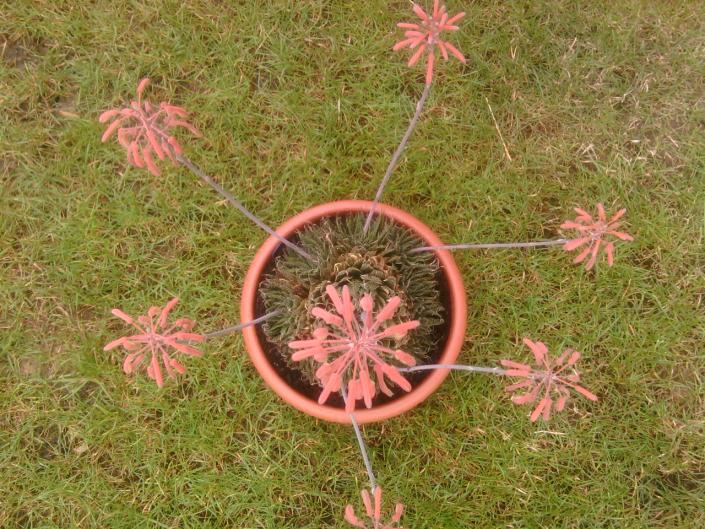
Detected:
[
  {"left": 104, "top": 298, "right": 204, "bottom": 387},
  {"left": 561, "top": 203, "right": 634, "bottom": 270},
  {"left": 100, "top": 78, "right": 200, "bottom": 176},
  {"left": 393, "top": 1, "right": 466, "bottom": 85},
  {"left": 289, "top": 285, "right": 419, "bottom": 412},
  {"left": 344, "top": 487, "right": 406, "bottom": 529},
  {"left": 501, "top": 338, "right": 598, "bottom": 422}
]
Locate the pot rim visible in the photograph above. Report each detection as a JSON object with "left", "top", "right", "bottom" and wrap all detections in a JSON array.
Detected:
[{"left": 240, "top": 200, "right": 467, "bottom": 424}]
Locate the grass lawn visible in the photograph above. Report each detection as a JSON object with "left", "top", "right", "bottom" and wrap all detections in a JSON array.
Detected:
[{"left": 2, "top": 1, "right": 705, "bottom": 527}]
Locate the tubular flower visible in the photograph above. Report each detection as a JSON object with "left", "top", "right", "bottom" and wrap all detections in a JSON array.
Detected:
[
  {"left": 344, "top": 487, "right": 406, "bottom": 529},
  {"left": 393, "top": 1, "right": 466, "bottom": 84},
  {"left": 99, "top": 78, "right": 200, "bottom": 176},
  {"left": 104, "top": 298, "right": 204, "bottom": 387},
  {"left": 501, "top": 338, "right": 598, "bottom": 422},
  {"left": 561, "top": 203, "right": 634, "bottom": 270},
  {"left": 288, "top": 285, "right": 420, "bottom": 412}
]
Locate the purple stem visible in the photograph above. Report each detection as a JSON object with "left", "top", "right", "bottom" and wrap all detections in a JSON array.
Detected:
[
  {"left": 176, "top": 154, "right": 314, "bottom": 262},
  {"left": 411, "top": 238, "right": 569, "bottom": 253},
  {"left": 364, "top": 82, "right": 432, "bottom": 233},
  {"left": 341, "top": 385, "right": 377, "bottom": 492},
  {"left": 399, "top": 364, "right": 507, "bottom": 375},
  {"left": 203, "top": 311, "right": 280, "bottom": 340}
]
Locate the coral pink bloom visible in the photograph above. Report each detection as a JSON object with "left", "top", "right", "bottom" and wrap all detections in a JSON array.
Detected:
[
  {"left": 104, "top": 298, "right": 204, "bottom": 387},
  {"left": 345, "top": 487, "right": 406, "bottom": 529},
  {"left": 501, "top": 338, "right": 598, "bottom": 422},
  {"left": 560, "top": 203, "right": 634, "bottom": 270},
  {"left": 393, "top": 1, "right": 466, "bottom": 84},
  {"left": 99, "top": 78, "right": 201, "bottom": 176},
  {"left": 289, "top": 285, "right": 420, "bottom": 412}
]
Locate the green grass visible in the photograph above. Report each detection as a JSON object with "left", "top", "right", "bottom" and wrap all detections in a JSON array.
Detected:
[{"left": 2, "top": 0, "right": 705, "bottom": 527}]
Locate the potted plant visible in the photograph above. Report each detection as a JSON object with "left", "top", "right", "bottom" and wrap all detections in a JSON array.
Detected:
[
  {"left": 240, "top": 199, "right": 467, "bottom": 424},
  {"left": 98, "top": 2, "right": 634, "bottom": 526}
]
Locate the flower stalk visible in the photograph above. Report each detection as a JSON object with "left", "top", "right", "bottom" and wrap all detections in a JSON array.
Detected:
[
  {"left": 411, "top": 238, "right": 569, "bottom": 253},
  {"left": 399, "top": 338, "right": 598, "bottom": 423},
  {"left": 342, "top": 385, "right": 377, "bottom": 492},
  {"left": 363, "top": 0, "right": 468, "bottom": 233},
  {"left": 99, "top": 78, "right": 314, "bottom": 263},
  {"left": 175, "top": 154, "right": 314, "bottom": 262},
  {"left": 202, "top": 311, "right": 280, "bottom": 340},
  {"left": 364, "top": 82, "right": 432, "bottom": 233},
  {"left": 399, "top": 363, "right": 507, "bottom": 375}
]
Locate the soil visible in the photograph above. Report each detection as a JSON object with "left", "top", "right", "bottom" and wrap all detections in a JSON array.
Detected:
[{"left": 253, "top": 212, "right": 454, "bottom": 410}]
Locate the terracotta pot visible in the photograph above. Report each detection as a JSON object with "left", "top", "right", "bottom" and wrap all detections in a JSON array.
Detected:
[{"left": 240, "top": 200, "right": 467, "bottom": 424}]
